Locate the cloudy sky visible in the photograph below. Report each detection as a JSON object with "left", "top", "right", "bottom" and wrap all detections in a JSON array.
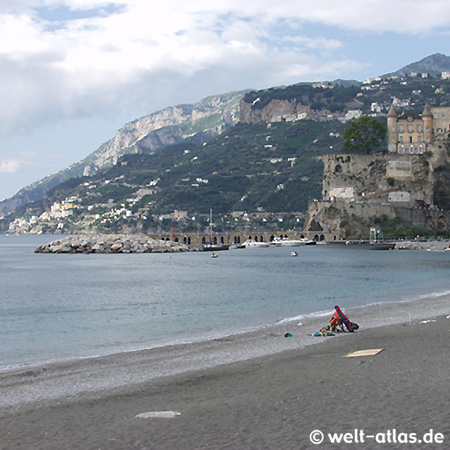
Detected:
[{"left": 1, "top": 0, "right": 449, "bottom": 202}]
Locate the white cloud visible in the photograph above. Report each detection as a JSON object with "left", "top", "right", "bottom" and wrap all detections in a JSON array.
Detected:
[
  {"left": 0, "top": 0, "right": 449, "bottom": 140},
  {"left": 0, "top": 160, "right": 22, "bottom": 173},
  {"left": 282, "top": 36, "right": 344, "bottom": 51},
  {"left": 0, "top": 0, "right": 449, "bottom": 201}
]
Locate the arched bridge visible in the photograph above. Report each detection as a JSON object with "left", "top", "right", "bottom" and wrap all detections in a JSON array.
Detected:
[{"left": 150, "top": 230, "right": 343, "bottom": 248}]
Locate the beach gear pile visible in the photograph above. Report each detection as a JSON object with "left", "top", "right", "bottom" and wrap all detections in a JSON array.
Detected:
[{"left": 313, "top": 305, "right": 359, "bottom": 337}]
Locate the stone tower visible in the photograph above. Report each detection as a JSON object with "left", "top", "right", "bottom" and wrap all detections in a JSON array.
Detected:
[
  {"left": 422, "top": 103, "right": 433, "bottom": 145},
  {"left": 387, "top": 104, "right": 398, "bottom": 153}
]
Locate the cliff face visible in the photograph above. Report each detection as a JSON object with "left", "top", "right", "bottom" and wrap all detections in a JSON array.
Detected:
[
  {"left": 321, "top": 153, "right": 434, "bottom": 207},
  {"left": 81, "top": 92, "right": 244, "bottom": 174},
  {"left": 304, "top": 146, "right": 450, "bottom": 238},
  {"left": 239, "top": 98, "right": 333, "bottom": 124},
  {"left": 0, "top": 91, "right": 246, "bottom": 215}
]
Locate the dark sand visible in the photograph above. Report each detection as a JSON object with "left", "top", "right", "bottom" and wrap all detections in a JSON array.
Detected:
[{"left": 0, "top": 296, "right": 449, "bottom": 450}]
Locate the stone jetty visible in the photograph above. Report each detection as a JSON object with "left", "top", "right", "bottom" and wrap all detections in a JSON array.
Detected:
[
  {"left": 35, "top": 234, "right": 193, "bottom": 254},
  {"left": 394, "top": 240, "right": 450, "bottom": 251}
]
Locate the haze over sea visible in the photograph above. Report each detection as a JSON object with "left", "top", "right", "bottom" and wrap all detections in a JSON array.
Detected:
[{"left": 1, "top": 235, "right": 449, "bottom": 373}]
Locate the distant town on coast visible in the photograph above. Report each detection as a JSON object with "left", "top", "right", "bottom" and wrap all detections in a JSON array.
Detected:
[{"left": 2, "top": 54, "right": 450, "bottom": 246}]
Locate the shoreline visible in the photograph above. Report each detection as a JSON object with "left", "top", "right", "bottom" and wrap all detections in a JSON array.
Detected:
[
  {"left": 2, "top": 287, "right": 449, "bottom": 376},
  {"left": 1, "top": 293, "right": 449, "bottom": 413},
  {"left": 0, "top": 301, "right": 448, "bottom": 449}
]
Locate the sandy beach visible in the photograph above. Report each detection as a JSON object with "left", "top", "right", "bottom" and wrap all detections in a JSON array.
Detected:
[{"left": 0, "top": 295, "right": 449, "bottom": 449}]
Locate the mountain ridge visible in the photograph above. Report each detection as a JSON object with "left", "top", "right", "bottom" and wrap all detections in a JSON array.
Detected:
[
  {"left": 383, "top": 53, "right": 450, "bottom": 77},
  {"left": 1, "top": 53, "right": 449, "bottom": 220},
  {"left": 0, "top": 90, "right": 248, "bottom": 215}
]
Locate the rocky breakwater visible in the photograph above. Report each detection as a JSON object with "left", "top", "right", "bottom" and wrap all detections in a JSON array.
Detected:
[
  {"left": 35, "top": 234, "right": 193, "bottom": 254},
  {"left": 394, "top": 240, "right": 450, "bottom": 251}
]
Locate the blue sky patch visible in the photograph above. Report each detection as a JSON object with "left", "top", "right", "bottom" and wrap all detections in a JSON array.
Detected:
[{"left": 35, "top": 3, "right": 124, "bottom": 28}]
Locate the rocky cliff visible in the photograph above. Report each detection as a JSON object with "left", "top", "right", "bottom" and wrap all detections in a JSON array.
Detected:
[
  {"left": 239, "top": 98, "right": 335, "bottom": 124},
  {"left": 304, "top": 146, "right": 450, "bottom": 238},
  {"left": 82, "top": 91, "right": 245, "bottom": 174},
  {"left": 0, "top": 91, "right": 247, "bottom": 215}
]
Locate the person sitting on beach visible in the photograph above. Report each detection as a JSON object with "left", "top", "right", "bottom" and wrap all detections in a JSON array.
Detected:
[
  {"left": 320, "top": 310, "right": 359, "bottom": 333},
  {"left": 321, "top": 310, "right": 343, "bottom": 332}
]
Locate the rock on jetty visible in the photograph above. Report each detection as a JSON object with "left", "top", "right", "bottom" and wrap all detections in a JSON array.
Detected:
[{"left": 35, "top": 234, "right": 193, "bottom": 254}]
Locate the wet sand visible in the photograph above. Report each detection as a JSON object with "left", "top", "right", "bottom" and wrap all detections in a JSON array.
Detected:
[{"left": 0, "top": 295, "right": 449, "bottom": 449}]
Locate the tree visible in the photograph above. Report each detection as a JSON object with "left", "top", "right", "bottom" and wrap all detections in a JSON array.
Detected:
[{"left": 343, "top": 115, "right": 387, "bottom": 154}]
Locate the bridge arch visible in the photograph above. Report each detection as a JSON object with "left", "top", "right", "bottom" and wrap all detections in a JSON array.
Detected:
[
  {"left": 437, "top": 215, "right": 447, "bottom": 230},
  {"left": 424, "top": 215, "right": 434, "bottom": 229}
]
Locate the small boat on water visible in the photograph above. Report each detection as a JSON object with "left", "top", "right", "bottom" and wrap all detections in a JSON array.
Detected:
[
  {"left": 270, "top": 237, "right": 315, "bottom": 247},
  {"left": 291, "top": 251, "right": 298, "bottom": 257},
  {"left": 241, "top": 239, "right": 270, "bottom": 248},
  {"left": 211, "top": 252, "right": 219, "bottom": 258},
  {"left": 203, "top": 243, "right": 230, "bottom": 251},
  {"left": 202, "top": 209, "right": 230, "bottom": 251}
]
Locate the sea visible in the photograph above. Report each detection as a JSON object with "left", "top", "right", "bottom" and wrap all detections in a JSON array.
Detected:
[{"left": 1, "top": 234, "right": 449, "bottom": 373}]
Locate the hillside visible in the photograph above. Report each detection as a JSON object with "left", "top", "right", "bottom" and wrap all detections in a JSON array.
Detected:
[
  {"left": 5, "top": 119, "right": 345, "bottom": 234},
  {"left": 239, "top": 68, "right": 450, "bottom": 124},
  {"left": 2, "top": 54, "right": 450, "bottom": 235},
  {"left": 384, "top": 53, "right": 450, "bottom": 78},
  {"left": 0, "top": 91, "right": 247, "bottom": 216},
  {"left": 3, "top": 54, "right": 450, "bottom": 219}
]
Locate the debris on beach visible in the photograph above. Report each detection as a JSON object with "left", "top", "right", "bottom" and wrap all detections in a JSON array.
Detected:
[
  {"left": 135, "top": 411, "right": 182, "bottom": 419},
  {"left": 312, "top": 332, "right": 335, "bottom": 337},
  {"left": 343, "top": 349, "right": 384, "bottom": 358}
]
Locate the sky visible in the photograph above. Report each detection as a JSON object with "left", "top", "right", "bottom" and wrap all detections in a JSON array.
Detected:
[{"left": 1, "top": 0, "right": 450, "bottom": 203}]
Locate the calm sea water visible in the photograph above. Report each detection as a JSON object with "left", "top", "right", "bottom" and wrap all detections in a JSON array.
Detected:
[{"left": 1, "top": 235, "right": 449, "bottom": 371}]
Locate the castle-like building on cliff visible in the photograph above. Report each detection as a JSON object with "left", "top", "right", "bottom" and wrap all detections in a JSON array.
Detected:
[
  {"left": 304, "top": 104, "right": 450, "bottom": 238},
  {"left": 387, "top": 104, "right": 450, "bottom": 154}
]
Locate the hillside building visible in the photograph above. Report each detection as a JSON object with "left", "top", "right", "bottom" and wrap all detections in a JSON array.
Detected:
[{"left": 387, "top": 104, "right": 450, "bottom": 154}]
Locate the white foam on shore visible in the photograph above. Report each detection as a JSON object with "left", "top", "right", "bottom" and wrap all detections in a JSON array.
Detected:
[
  {"left": 0, "top": 294, "right": 448, "bottom": 412},
  {"left": 275, "top": 309, "right": 335, "bottom": 325},
  {"left": 4, "top": 289, "right": 448, "bottom": 377}
]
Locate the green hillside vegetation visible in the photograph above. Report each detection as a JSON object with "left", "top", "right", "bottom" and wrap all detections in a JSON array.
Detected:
[
  {"left": 3, "top": 67, "right": 450, "bottom": 235},
  {"left": 244, "top": 76, "right": 450, "bottom": 115},
  {"left": 244, "top": 83, "right": 362, "bottom": 112},
  {"left": 5, "top": 119, "right": 346, "bottom": 234}
]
